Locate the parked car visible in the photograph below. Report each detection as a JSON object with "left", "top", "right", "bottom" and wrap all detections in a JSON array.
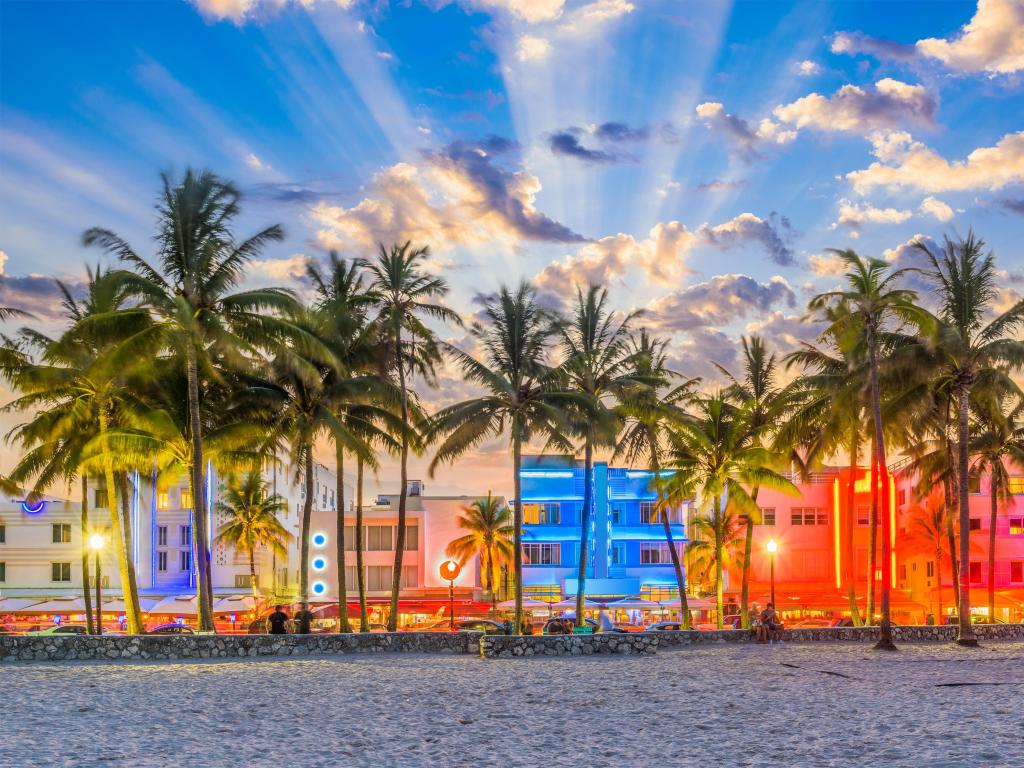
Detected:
[
  {"left": 26, "top": 624, "right": 87, "bottom": 636},
  {"left": 148, "top": 623, "right": 195, "bottom": 635},
  {"left": 792, "top": 618, "right": 832, "bottom": 629},
  {"left": 646, "top": 622, "right": 684, "bottom": 631},
  {"left": 541, "top": 617, "right": 624, "bottom": 635},
  {"left": 453, "top": 619, "right": 508, "bottom": 634}
]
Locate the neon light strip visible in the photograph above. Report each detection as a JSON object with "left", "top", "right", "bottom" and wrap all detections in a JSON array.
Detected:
[
  {"left": 833, "top": 478, "right": 841, "bottom": 589},
  {"left": 20, "top": 500, "right": 46, "bottom": 514},
  {"left": 206, "top": 459, "right": 213, "bottom": 555},
  {"left": 151, "top": 469, "right": 157, "bottom": 588},
  {"left": 188, "top": 506, "right": 195, "bottom": 589},
  {"left": 519, "top": 471, "right": 574, "bottom": 478},
  {"left": 889, "top": 474, "right": 897, "bottom": 589},
  {"left": 132, "top": 470, "right": 140, "bottom": 568}
]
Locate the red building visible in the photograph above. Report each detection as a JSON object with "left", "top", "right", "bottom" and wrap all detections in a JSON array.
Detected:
[{"left": 724, "top": 463, "right": 1024, "bottom": 624}]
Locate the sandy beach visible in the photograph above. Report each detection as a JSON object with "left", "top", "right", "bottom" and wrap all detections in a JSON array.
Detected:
[{"left": 4, "top": 641, "right": 1023, "bottom": 768}]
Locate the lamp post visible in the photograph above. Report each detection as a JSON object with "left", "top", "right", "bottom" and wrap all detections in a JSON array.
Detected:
[
  {"left": 89, "top": 533, "right": 104, "bottom": 636},
  {"left": 766, "top": 539, "right": 778, "bottom": 608},
  {"left": 439, "top": 560, "right": 461, "bottom": 630}
]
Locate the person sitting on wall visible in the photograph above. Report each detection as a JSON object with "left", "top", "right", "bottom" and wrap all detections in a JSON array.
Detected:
[{"left": 759, "top": 603, "right": 784, "bottom": 644}]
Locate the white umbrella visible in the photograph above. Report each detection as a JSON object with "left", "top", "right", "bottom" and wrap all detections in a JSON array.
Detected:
[
  {"left": 496, "top": 598, "right": 552, "bottom": 611},
  {"left": 149, "top": 595, "right": 198, "bottom": 616},
  {"left": 550, "top": 597, "right": 603, "bottom": 610},
  {"left": 212, "top": 595, "right": 257, "bottom": 613},
  {"left": 604, "top": 597, "right": 662, "bottom": 610},
  {"left": 102, "top": 597, "right": 157, "bottom": 613},
  {"left": 20, "top": 596, "right": 86, "bottom": 614},
  {"left": 0, "top": 597, "right": 43, "bottom": 614}
]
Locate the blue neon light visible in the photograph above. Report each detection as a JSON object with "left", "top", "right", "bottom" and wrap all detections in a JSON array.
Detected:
[
  {"left": 312, "top": 532, "right": 328, "bottom": 547},
  {"left": 21, "top": 500, "right": 46, "bottom": 514},
  {"left": 312, "top": 581, "right": 327, "bottom": 595},
  {"left": 312, "top": 557, "right": 327, "bottom": 571}
]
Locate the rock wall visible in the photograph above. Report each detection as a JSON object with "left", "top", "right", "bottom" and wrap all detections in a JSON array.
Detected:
[
  {"left": 0, "top": 631, "right": 482, "bottom": 663},
  {"left": 479, "top": 633, "right": 658, "bottom": 658},
  {"left": 652, "top": 622, "right": 1024, "bottom": 647}
]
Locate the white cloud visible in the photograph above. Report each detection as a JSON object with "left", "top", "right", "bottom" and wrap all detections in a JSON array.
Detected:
[
  {"left": 417, "top": 125, "right": 432, "bottom": 135},
  {"left": 797, "top": 59, "right": 820, "bottom": 76},
  {"left": 847, "top": 130, "right": 1024, "bottom": 194},
  {"left": 244, "top": 152, "right": 272, "bottom": 172},
  {"left": 645, "top": 274, "right": 797, "bottom": 333},
  {"left": 516, "top": 34, "right": 552, "bottom": 61},
  {"left": 808, "top": 253, "right": 848, "bottom": 276},
  {"left": 831, "top": 198, "right": 912, "bottom": 232},
  {"left": 916, "top": 0, "right": 1024, "bottom": 74},
  {"left": 0, "top": 250, "right": 7, "bottom": 276},
  {"left": 773, "top": 78, "right": 936, "bottom": 135},
  {"left": 656, "top": 180, "right": 681, "bottom": 198},
  {"left": 695, "top": 103, "right": 794, "bottom": 159},
  {"left": 697, "top": 212, "right": 796, "bottom": 266},
  {"left": 479, "top": 0, "right": 565, "bottom": 23},
  {"left": 192, "top": 0, "right": 353, "bottom": 23},
  {"left": 919, "top": 196, "right": 954, "bottom": 222},
  {"left": 376, "top": 50, "right": 394, "bottom": 61}
]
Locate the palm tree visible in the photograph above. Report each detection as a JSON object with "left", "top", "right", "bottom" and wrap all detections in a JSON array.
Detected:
[
  {"left": 810, "top": 250, "right": 927, "bottom": 650},
  {"left": 914, "top": 231, "right": 1024, "bottom": 645},
  {"left": 428, "top": 281, "right": 576, "bottom": 634},
  {"left": 716, "top": 335, "right": 789, "bottom": 628},
  {"left": 365, "top": 242, "right": 460, "bottom": 631},
  {"left": 907, "top": 490, "right": 950, "bottom": 622},
  {"left": 215, "top": 472, "right": 292, "bottom": 603},
  {"left": 665, "top": 393, "right": 796, "bottom": 626},
  {"left": 613, "top": 331, "right": 699, "bottom": 628},
  {"left": 445, "top": 492, "right": 514, "bottom": 614},
  {"left": 84, "top": 169, "right": 294, "bottom": 632},
  {"left": 686, "top": 504, "right": 746, "bottom": 598},
  {"left": 560, "top": 285, "right": 639, "bottom": 624},
  {"left": 970, "top": 395, "right": 1024, "bottom": 620},
  {"left": 2, "top": 267, "right": 148, "bottom": 633}
]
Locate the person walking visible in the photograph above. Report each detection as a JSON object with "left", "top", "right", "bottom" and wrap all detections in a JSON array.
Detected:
[{"left": 267, "top": 605, "right": 289, "bottom": 635}]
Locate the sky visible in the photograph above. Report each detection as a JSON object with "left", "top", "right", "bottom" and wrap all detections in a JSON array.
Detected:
[{"left": 1, "top": 0, "right": 1022, "bottom": 499}]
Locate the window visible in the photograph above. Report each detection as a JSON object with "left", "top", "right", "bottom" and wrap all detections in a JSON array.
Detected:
[
  {"left": 94, "top": 489, "right": 108, "bottom": 509},
  {"left": 968, "top": 475, "right": 981, "bottom": 494},
  {"left": 0, "top": 562, "right": 4, "bottom": 582},
  {"left": 157, "top": 551, "right": 167, "bottom": 572},
  {"left": 856, "top": 506, "right": 871, "bottom": 526},
  {"left": 640, "top": 502, "right": 657, "bottom": 524},
  {"left": 969, "top": 562, "right": 982, "bottom": 584},
  {"left": 366, "top": 565, "right": 391, "bottom": 591},
  {"left": 522, "top": 543, "right": 561, "bottom": 565},
  {"left": 401, "top": 565, "right": 416, "bottom": 588},
  {"left": 157, "top": 491, "right": 169, "bottom": 509},
  {"left": 897, "top": 489, "right": 906, "bottom": 507},
  {"left": 157, "top": 526, "right": 167, "bottom": 546},
  {"left": 366, "top": 525, "right": 393, "bottom": 551},
  {"left": 639, "top": 542, "right": 679, "bottom": 565},
  {"left": 404, "top": 525, "right": 419, "bottom": 551},
  {"left": 1011, "top": 561, "right": 1024, "bottom": 583},
  {"left": 180, "top": 489, "right": 193, "bottom": 509},
  {"left": 927, "top": 561, "right": 935, "bottom": 578},
  {"left": 522, "top": 503, "right": 560, "bottom": 525},
  {"left": 791, "top": 508, "right": 828, "bottom": 526},
  {"left": 0, "top": 524, "right": 5, "bottom": 543},
  {"left": 344, "top": 525, "right": 356, "bottom": 551},
  {"left": 1009, "top": 477, "right": 1024, "bottom": 495},
  {"left": 179, "top": 525, "right": 192, "bottom": 547},
  {"left": 52, "top": 523, "right": 72, "bottom": 544},
  {"left": 51, "top": 562, "right": 72, "bottom": 582},
  {"left": 179, "top": 551, "right": 192, "bottom": 572},
  {"left": 344, "top": 565, "right": 358, "bottom": 590},
  {"left": 759, "top": 507, "right": 776, "bottom": 526},
  {"left": 234, "top": 574, "right": 253, "bottom": 588},
  {"left": 1010, "top": 517, "right": 1024, "bottom": 536},
  {"left": 968, "top": 518, "right": 981, "bottom": 531},
  {"left": 609, "top": 504, "right": 624, "bottom": 525},
  {"left": 611, "top": 543, "right": 625, "bottom": 565},
  {"left": 899, "top": 564, "right": 907, "bottom": 581}
]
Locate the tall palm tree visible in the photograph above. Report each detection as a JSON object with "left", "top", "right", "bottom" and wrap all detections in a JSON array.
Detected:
[
  {"left": 907, "top": 490, "right": 950, "bottom": 622},
  {"left": 914, "top": 231, "right": 1024, "bottom": 645},
  {"left": 560, "top": 285, "right": 639, "bottom": 624},
  {"left": 665, "top": 393, "right": 796, "bottom": 626},
  {"left": 970, "top": 395, "right": 1024, "bottom": 620},
  {"left": 84, "top": 169, "right": 294, "bottom": 632},
  {"left": 428, "top": 281, "right": 576, "bottom": 634},
  {"left": 215, "top": 472, "right": 292, "bottom": 603},
  {"left": 2, "top": 267, "right": 148, "bottom": 633},
  {"left": 810, "top": 250, "right": 927, "bottom": 650},
  {"left": 445, "top": 492, "right": 514, "bottom": 614},
  {"left": 716, "top": 335, "right": 789, "bottom": 628},
  {"left": 365, "top": 242, "right": 459, "bottom": 631},
  {"left": 686, "top": 504, "right": 746, "bottom": 597},
  {"left": 613, "top": 331, "right": 699, "bottom": 628}
]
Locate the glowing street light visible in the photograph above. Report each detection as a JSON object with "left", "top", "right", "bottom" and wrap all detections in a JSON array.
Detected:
[
  {"left": 439, "top": 560, "right": 461, "bottom": 630},
  {"left": 89, "top": 533, "right": 105, "bottom": 636},
  {"left": 766, "top": 539, "right": 778, "bottom": 608}
]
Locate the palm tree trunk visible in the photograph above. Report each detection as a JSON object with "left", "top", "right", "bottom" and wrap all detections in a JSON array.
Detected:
[
  {"left": 388, "top": 327, "right": 409, "bottom": 632},
  {"left": 185, "top": 342, "right": 214, "bottom": 633},
  {"left": 512, "top": 423, "right": 524, "bottom": 635},
  {"left": 336, "top": 444, "right": 351, "bottom": 633},
  {"left": 574, "top": 438, "right": 593, "bottom": 627},
  {"left": 846, "top": 429, "right": 862, "bottom": 626},
  {"left": 298, "top": 448, "right": 314, "bottom": 634},
  {"left": 867, "top": 323, "right": 895, "bottom": 650},
  {"left": 356, "top": 456, "right": 368, "bottom": 632},
  {"left": 250, "top": 550, "right": 259, "bottom": 605},
  {"left": 118, "top": 472, "right": 143, "bottom": 631},
  {"left": 956, "top": 385, "right": 977, "bottom": 646},
  {"left": 943, "top": 471, "right": 960, "bottom": 612},
  {"left": 654, "top": 458, "right": 690, "bottom": 629},
  {"left": 714, "top": 494, "right": 724, "bottom": 629},
  {"left": 935, "top": 546, "right": 943, "bottom": 622},
  {"left": 81, "top": 475, "right": 94, "bottom": 636},
  {"left": 97, "top": 407, "right": 143, "bottom": 634},
  {"left": 867, "top": 439, "right": 878, "bottom": 624},
  {"left": 739, "top": 486, "right": 758, "bottom": 629},
  {"left": 987, "top": 465, "right": 998, "bottom": 622}
]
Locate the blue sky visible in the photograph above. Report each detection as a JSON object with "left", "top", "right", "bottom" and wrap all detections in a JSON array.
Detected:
[{"left": 1, "top": 0, "right": 1022, "bottom": 493}]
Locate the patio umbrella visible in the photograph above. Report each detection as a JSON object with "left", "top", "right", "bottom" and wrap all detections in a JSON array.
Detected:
[
  {"left": 102, "top": 597, "right": 157, "bottom": 613},
  {"left": 0, "top": 597, "right": 43, "bottom": 614},
  {"left": 20, "top": 596, "right": 86, "bottom": 614},
  {"left": 496, "top": 598, "right": 553, "bottom": 614},
  {"left": 604, "top": 597, "right": 662, "bottom": 610},
  {"left": 550, "top": 597, "right": 603, "bottom": 610},
  {"left": 149, "top": 595, "right": 198, "bottom": 616},
  {"left": 212, "top": 595, "right": 257, "bottom": 613}
]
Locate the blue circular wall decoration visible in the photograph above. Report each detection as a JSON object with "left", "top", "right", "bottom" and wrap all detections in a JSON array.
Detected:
[{"left": 21, "top": 500, "right": 47, "bottom": 515}]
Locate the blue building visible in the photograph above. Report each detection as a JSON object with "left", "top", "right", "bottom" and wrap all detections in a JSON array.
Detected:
[{"left": 519, "top": 455, "right": 690, "bottom": 601}]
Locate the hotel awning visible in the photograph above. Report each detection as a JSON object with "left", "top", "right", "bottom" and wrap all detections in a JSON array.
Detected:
[
  {"left": 149, "top": 595, "right": 198, "bottom": 615},
  {"left": 18, "top": 596, "right": 86, "bottom": 614}
]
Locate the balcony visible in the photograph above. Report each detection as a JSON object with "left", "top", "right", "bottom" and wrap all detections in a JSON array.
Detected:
[
  {"left": 610, "top": 524, "right": 687, "bottom": 541},
  {"left": 522, "top": 524, "right": 581, "bottom": 542}
]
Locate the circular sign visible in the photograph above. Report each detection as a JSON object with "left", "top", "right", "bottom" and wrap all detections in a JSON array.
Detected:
[
  {"left": 21, "top": 499, "right": 46, "bottom": 515},
  {"left": 439, "top": 560, "right": 461, "bottom": 581}
]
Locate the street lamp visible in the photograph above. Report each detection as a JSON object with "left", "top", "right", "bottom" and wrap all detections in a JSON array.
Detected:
[
  {"left": 89, "top": 533, "right": 104, "bottom": 636},
  {"left": 766, "top": 539, "right": 778, "bottom": 608},
  {"left": 439, "top": 560, "right": 461, "bottom": 630}
]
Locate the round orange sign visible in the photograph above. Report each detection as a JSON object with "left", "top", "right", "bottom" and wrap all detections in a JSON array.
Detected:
[{"left": 439, "top": 559, "right": 461, "bottom": 581}]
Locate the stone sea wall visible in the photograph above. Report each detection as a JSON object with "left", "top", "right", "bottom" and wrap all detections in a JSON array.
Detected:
[
  {"left": 654, "top": 622, "right": 1024, "bottom": 647},
  {"left": 479, "top": 632, "right": 659, "bottom": 658},
  {"left": 0, "top": 630, "right": 482, "bottom": 663}
]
